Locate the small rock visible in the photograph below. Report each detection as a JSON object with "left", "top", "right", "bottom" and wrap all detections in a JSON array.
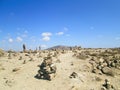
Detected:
[
  {"left": 29, "top": 57, "right": 33, "bottom": 61},
  {"left": 102, "top": 79, "right": 116, "bottom": 90},
  {"left": 5, "top": 79, "right": 15, "bottom": 87},
  {"left": 69, "top": 72, "right": 78, "bottom": 78},
  {"left": 19, "top": 56, "right": 22, "bottom": 60},
  {"left": 55, "top": 59, "right": 61, "bottom": 63},
  {"left": 12, "top": 68, "right": 20, "bottom": 72},
  {"left": 95, "top": 76, "right": 102, "bottom": 81},
  {"left": 23, "top": 60, "right": 26, "bottom": 64}
]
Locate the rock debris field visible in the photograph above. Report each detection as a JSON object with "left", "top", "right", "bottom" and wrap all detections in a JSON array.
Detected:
[{"left": 0, "top": 48, "right": 120, "bottom": 90}]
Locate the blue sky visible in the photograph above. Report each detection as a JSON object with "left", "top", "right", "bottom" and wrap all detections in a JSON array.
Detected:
[{"left": 0, "top": 0, "right": 120, "bottom": 50}]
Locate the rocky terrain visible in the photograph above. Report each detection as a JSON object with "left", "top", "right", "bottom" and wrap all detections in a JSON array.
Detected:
[{"left": 0, "top": 47, "right": 120, "bottom": 90}]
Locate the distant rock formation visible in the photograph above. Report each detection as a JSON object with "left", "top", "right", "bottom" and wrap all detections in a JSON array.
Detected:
[{"left": 47, "top": 45, "right": 81, "bottom": 50}]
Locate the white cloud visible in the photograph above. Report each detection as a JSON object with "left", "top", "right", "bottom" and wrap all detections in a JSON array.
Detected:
[
  {"left": 8, "top": 38, "right": 13, "bottom": 43},
  {"left": 16, "top": 37, "right": 23, "bottom": 42},
  {"left": 41, "top": 32, "right": 52, "bottom": 37},
  {"left": 56, "top": 32, "right": 64, "bottom": 35},
  {"left": 42, "top": 36, "right": 50, "bottom": 41},
  {"left": 41, "top": 32, "right": 52, "bottom": 41}
]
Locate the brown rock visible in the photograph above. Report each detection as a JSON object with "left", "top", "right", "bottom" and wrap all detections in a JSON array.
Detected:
[
  {"left": 102, "top": 67, "right": 114, "bottom": 76},
  {"left": 69, "top": 72, "right": 78, "bottom": 78},
  {"left": 12, "top": 68, "right": 20, "bottom": 72}
]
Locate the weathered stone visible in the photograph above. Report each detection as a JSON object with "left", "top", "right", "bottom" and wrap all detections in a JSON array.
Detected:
[
  {"left": 110, "top": 62, "right": 116, "bottom": 67},
  {"left": 99, "top": 58, "right": 104, "bottom": 63},
  {"left": 19, "top": 56, "right": 22, "bottom": 60},
  {"left": 102, "top": 79, "right": 116, "bottom": 90},
  {"left": 55, "top": 59, "right": 61, "bottom": 63},
  {"left": 12, "top": 68, "right": 20, "bottom": 72},
  {"left": 29, "top": 57, "right": 33, "bottom": 61},
  {"left": 36, "top": 56, "right": 56, "bottom": 81},
  {"left": 97, "top": 65, "right": 102, "bottom": 70},
  {"left": 23, "top": 44, "right": 26, "bottom": 53},
  {"left": 101, "top": 87, "right": 106, "bottom": 90},
  {"left": 92, "top": 68, "right": 102, "bottom": 75},
  {"left": 5, "top": 79, "right": 15, "bottom": 87},
  {"left": 102, "top": 62, "right": 107, "bottom": 67},
  {"left": 23, "top": 60, "right": 26, "bottom": 64},
  {"left": 69, "top": 72, "right": 78, "bottom": 78},
  {"left": 102, "top": 67, "right": 114, "bottom": 76},
  {"left": 8, "top": 53, "right": 12, "bottom": 59}
]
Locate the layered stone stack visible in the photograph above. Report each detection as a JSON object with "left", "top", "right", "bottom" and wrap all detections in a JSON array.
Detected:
[{"left": 35, "top": 56, "right": 57, "bottom": 81}]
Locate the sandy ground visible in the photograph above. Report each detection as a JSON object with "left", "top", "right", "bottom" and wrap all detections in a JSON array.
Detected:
[{"left": 0, "top": 51, "right": 120, "bottom": 90}]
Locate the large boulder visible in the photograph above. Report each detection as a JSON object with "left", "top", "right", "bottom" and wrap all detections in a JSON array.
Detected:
[{"left": 102, "top": 67, "right": 115, "bottom": 76}]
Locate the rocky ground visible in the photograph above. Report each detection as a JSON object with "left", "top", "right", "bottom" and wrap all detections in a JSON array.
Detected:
[{"left": 0, "top": 48, "right": 120, "bottom": 90}]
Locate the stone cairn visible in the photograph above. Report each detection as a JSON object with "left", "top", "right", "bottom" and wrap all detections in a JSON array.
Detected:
[
  {"left": 101, "top": 79, "right": 116, "bottom": 90},
  {"left": 23, "top": 44, "right": 26, "bottom": 53},
  {"left": 35, "top": 56, "right": 56, "bottom": 81}
]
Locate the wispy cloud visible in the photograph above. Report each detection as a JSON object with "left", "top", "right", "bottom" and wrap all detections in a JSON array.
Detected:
[
  {"left": 8, "top": 38, "right": 13, "bottom": 43},
  {"left": 21, "top": 30, "right": 28, "bottom": 38},
  {"left": 41, "top": 32, "right": 52, "bottom": 37},
  {"left": 16, "top": 29, "right": 28, "bottom": 38},
  {"left": 30, "top": 36, "right": 36, "bottom": 42},
  {"left": 41, "top": 32, "right": 52, "bottom": 41},
  {"left": 64, "top": 27, "right": 68, "bottom": 31},
  {"left": 56, "top": 32, "right": 64, "bottom": 35},
  {"left": 115, "top": 37, "right": 120, "bottom": 41},
  {"left": 42, "top": 36, "right": 50, "bottom": 41},
  {"left": 16, "top": 37, "right": 23, "bottom": 42}
]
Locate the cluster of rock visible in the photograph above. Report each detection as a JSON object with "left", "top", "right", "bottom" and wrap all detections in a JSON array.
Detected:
[
  {"left": 35, "top": 56, "right": 57, "bottom": 81},
  {"left": 72, "top": 48, "right": 120, "bottom": 77},
  {"left": 101, "top": 79, "right": 116, "bottom": 90},
  {"left": 0, "top": 45, "right": 120, "bottom": 90},
  {"left": 90, "top": 53, "right": 120, "bottom": 76},
  {"left": 69, "top": 72, "right": 78, "bottom": 78},
  {"left": 72, "top": 50, "right": 89, "bottom": 60}
]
